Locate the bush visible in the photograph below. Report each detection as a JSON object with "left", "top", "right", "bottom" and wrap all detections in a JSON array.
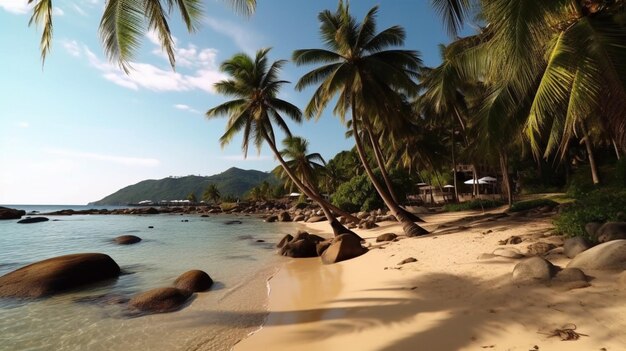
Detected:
[
  {"left": 443, "top": 199, "right": 505, "bottom": 212},
  {"left": 508, "top": 198, "right": 558, "bottom": 212},
  {"left": 331, "top": 174, "right": 382, "bottom": 212},
  {"left": 553, "top": 189, "right": 626, "bottom": 239}
]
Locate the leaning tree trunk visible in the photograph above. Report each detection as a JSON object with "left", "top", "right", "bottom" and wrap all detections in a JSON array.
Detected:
[
  {"left": 499, "top": 151, "right": 513, "bottom": 207},
  {"left": 265, "top": 136, "right": 358, "bottom": 237},
  {"left": 451, "top": 127, "right": 459, "bottom": 202},
  {"left": 351, "top": 104, "right": 428, "bottom": 237},
  {"left": 303, "top": 178, "right": 360, "bottom": 224},
  {"left": 581, "top": 121, "right": 600, "bottom": 185}
]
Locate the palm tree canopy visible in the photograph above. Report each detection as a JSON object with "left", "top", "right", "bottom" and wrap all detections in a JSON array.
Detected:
[
  {"left": 28, "top": 0, "right": 256, "bottom": 71},
  {"left": 206, "top": 48, "right": 303, "bottom": 157},
  {"left": 273, "top": 136, "right": 326, "bottom": 190}
]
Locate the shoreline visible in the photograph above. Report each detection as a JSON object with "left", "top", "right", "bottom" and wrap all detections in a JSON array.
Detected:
[{"left": 235, "top": 210, "right": 626, "bottom": 351}]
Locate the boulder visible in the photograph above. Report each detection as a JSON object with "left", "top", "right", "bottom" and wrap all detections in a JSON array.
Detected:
[
  {"left": 397, "top": 257, "right": 418, "bottom": 265},
  {"left": 174, "top": 270, "right": 213, "bottom": 292},
  {"left": 526, "top": 242, "right": 557, "bottom": 256},
  {"left": 17, "top": 217, "right": 49, "bottom": 224},
  {"left": 356, "top": 212, "right": 370, "bottom": 220},
  {"left": 498, "top": 236, "right": 522, "bottom": 245},
  {"left": 292, "top": 215, "right": 305, "bottom": 222},
  {"left": 552, "top": 268, "right": 590, "bottom": 289},
  {"left": 292, "top": 231, "right": 310, "bottom": 242},
  {"left": 376, "top": 233, "right": 398, "bottom": 242},
  {"left": 320, "top": 234, "right": 367, "bottom": 264},
  {"left": 359, "top": 220, "right": 378, "bottom": 229},
  {"left": 281, "top": 238, "right": 318, "bottom": 258},
  {"left": 265, "top": 215, "right": 278, "bottom": 223},
  {"left": 145, "top": 207, "right": 160, "bottom": 214},
  {"left": 492, "top": 248, "right": 525, "bottom": 259},
  {"left": 0, "top": 253, "right": 121, "bottom": 298},
  {"left": 114, "top": 235, "right": 142, "bottom": 245},
  {"left": 276, "top": 234, "right": 294, "bottom": 249},
  {"left": 567, "top": 240, "right": 626, "bottom": 270},
  {"left": 316, "top": 240, "right": 332, "bottom": 256},
  {"left": 512, "top": 257, "right": 557, "bottom": 284},
  {"left": 563, "top": 237, "right": 592, "bottom": 258},
  {"left": 306, "top": 215, "right": 327, "bottom": 223},
  {"left": 278, "top": 211, "right": 291, "bottom": 222},
  {"left": 0, "top": 206, "right": 25, "bottom": 220},
  {"left": 129, "top": 287, "right": 192, "bottom": 313},
  {"left": 595, "top": 222, "right": 626, "bottom": 243},
  {"left": 619, "top": 271, "right": 626, "bottom": 290},
  {"left": 585, "top": 222, "right": 604, "bottom": 239},
  {"left": 307, "top": 234, "right": 326, "bottom": 243}
]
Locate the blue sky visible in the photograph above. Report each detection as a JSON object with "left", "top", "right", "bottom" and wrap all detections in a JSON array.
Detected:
[{"left": 0, "top": 0, "right": 469, "bottom": 204}]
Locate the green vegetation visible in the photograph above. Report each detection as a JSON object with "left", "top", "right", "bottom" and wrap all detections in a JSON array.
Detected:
[
  {"left": 508, "top": 199, "right": 559, "bottom": 213},
  {"left": 443, "top": 200, "right": 505, "bottom": 212},
  {"left": 554, "top": 189, "right": 626, "bottom": 239}
]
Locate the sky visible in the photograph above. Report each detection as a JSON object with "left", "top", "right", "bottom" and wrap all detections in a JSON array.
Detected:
[{"left": 0, "top": 0, "right": 469, "bottom": 205}]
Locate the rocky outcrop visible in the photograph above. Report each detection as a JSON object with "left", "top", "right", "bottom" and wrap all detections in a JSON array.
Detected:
[
  {"left": 567, "top": 240, "right": 626, "bottom": 270},
  {"left": 512, "top": 257, "right": 557, "bottom": 284},
  {"left": 563, "top": 237, "right": 592, "bottom": 258},
  {"left": 129, "top": 287, "right": 192, "bottom": 313},
  {"left": 0, "top": 207, "right": 25, "bottom": 220},
  {"left": 0, "top": 253, "right": 121, "bottom": 298},
  {"left": 595, "top": 222, "right": 626, "bottom": 243},
  {"left": 173, "top": 270, "right": 213, "bottom": 292},
  {"left": 17, "top": 217, "right": 49, "bottom": 224},
  {"left": 320, "top": 234, "right": 367, "bottom": 264},
  {"left": 280, "top": 237, "right": 318, "bottom": 258},
  {"left": 376, "top": 233, "right": 398, "bottom": 242},
  {"left": 278, "top": 211, "right": 291, "bottom": 222},
  {"left": 276, "top": 234, "right": 294, "bottom": 249},
  {"left": 114, "top": 235, "right": 142, "bottom": 245}
]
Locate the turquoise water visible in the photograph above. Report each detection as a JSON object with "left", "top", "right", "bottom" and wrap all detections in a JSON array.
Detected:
[{"left": 0, "top": 208, "right": 300, "bottom": 351}]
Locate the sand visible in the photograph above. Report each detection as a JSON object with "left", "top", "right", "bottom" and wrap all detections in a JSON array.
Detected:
[{"left": 235, "top": 209, "right": 626, "bottom": 351}]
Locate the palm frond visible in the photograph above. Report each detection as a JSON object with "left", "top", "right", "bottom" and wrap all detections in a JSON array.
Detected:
[
  {"left": 430, "top": 0, "right": 473, "bottom": 36},
  {"left": 144, "top": 0, "right": 176, "bottom": 69},
  {"left": 99, "top": 0, "right": 144, "bottom": 73},
  {"left": 28, "top": 0, "right": 53, "bottom": 66}
]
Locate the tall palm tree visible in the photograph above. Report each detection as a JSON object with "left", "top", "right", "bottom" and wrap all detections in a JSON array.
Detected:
[
  {"left": 27, "top": 0, "right": 256, "bottom": 70},
  {"left": 202, "top": 183, "right": 221, "bottom": 204},
  {"left": 206, "top": 48, "right": 357, "bottom": 237},
  {"left": 274, "top": 136, "right": 327, "bottom": 192},
  {"left": 293, "top": 1, "right": 428, "bottom": 237}
]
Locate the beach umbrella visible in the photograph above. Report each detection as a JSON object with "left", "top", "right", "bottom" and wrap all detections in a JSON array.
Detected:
[
  {"left": 479, "top": 176, "right": 497, "bottom": 182},
  {"left": 443, "top": 185, "right": 455, "bottom": 188},
  {"left": 464, "top": 179, "right": 488, "bottom": 185}
]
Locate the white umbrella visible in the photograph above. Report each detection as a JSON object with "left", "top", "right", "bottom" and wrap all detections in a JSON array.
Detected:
[
  {"left": 479, "top": 176, "right": 497, "bottom": 182},
  {"left": 464, "top": 179, "right": 488, "bottom": 185},
  {"left": 443, "top": 185, "right": 455, "bottom": 188}
]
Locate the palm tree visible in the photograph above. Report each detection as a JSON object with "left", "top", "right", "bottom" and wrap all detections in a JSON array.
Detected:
[
  {"left": 293, "top": 1, "right": 428, "bottom": 237},
  {"left": 202, "top": 183, "right": 221, "bottom": 204},
  {"left": 206, "top": 48, "right": 358, "bottom": 237},
  {"left": 27, "top": 0, "right": 256, "bottom": 70},
  {"left": 187, "top": 192, "right": 197, "bottom": 203}
]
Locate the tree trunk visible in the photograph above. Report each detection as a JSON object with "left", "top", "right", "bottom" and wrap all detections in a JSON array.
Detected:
[
  {"left": 581, "top": 121, "right": 600, "bottom": 185},
  {"left": 304, "top": 178, "right": 360, "bottom": 224},
  {"left": 471, "top": 164, "right": 479, "bottom": 197},
  {"left": 351, "top": 104, "right": 428, "bottom": 237},
  {"left": 265, "top": 136, "right": 358, "bottom": 237},
  {"left": 451, "top": 127, "right": 459, "bottom": 202},
  {"left": 612, "top": 138, "right": 621, "bottom": 160},
  {"left": 499, "top": 151, "right": 513, "bottom": 207}
]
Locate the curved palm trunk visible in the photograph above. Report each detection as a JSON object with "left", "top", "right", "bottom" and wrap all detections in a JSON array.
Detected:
[
  {"left": 351, "top": 104, "right": 428, "bottom": 237},
  {"left": 451, "top": 127, "right": 459, "bottom": 202},
  {"left": 581, "top": 121, "right": 600, "bottom": 185},
  {"left": 499, "top": 151, "right": 513, "bottom": 207},
  {"left": 366, "top": 128, "right": 424, "bottom": 223},
  {"left": 265, "top": 136, "right": 358, "bottom": 237},
  {"left": 303, "top": 178, "right": 360, "bottom": 224}
]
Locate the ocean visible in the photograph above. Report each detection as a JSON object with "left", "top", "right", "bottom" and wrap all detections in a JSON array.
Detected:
[{"left": 0, "top": 205, "right": 300, "bottom": 351}]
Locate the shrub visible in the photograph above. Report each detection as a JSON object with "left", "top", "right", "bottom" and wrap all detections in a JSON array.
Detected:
[
  {"left": 443, "top": 199, "right": 505, "bottom": 212},
  {"left": 331, "top": 174, "right": 382, "bottom": 212},
  {"left": 508, "top": 198, "right": 558, "bottom": 212}
]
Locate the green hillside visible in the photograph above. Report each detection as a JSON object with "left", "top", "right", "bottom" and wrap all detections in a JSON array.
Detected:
[{"left": 89, "top": 167, "right": 276, "bottom": 205}]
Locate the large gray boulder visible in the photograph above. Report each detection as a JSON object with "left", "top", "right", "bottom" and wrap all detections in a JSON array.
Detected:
[
  {"left": 321, "top": 234, "right": 367, "bottom": 264},
  {"left": 567, "top": 240, "right": 626, "bottom": 270},
  {"left": 265, "top": 215, "right": 278, "bottom": 223},
  {"left": 280, "top": 238, "right": 318, "bottom": 258},
  {"left": 276, "top": 234, "right": 294, "bottom": 249},
  {"left": 174, "top": 270, "right": 213, "bottom": 292},
  {"left": 595, "top": 222, "right": 626, "bottom": 243},
  {"left": 0, "top": 253, "right": 121, "bottom": 298},
  {"left": 563, "top": 237, "right": 592, "bottom": 258},
  {"left": 0, "top": 206, "right": 25, "bottom": 220},
  {"left": 114, "top": 235, "right": 142, "bottom": 245},
  {"left": 278, "top": 211, "right": 291, "bottom": 222},
  {"left": 376, "top": 233, "right": 398, "bottom": 242},
  {"left": 512, "top": 257, "right": 557, "bottom": 284},
  {"left": 492, "top": 247, "right": 525, "bottom": 259},
  {"left": 585, "top": 222, "right": 603, "bottom": 239},
  {"left": 129, "top": 287, "right": 192, "bottom": 313}
]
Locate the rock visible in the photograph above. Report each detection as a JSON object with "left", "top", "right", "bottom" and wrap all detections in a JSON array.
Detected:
[
  {"left": 265, "top": 215, "right": 278, "bottom": 223},
  {"left": 224, "top": 220, "right": 242, "bottom": 225},
  {"left": 148, "top": 226, "right": 154, "bottom": 229},
  {"left": 278, "top": 211, "right": 291, "bottom": 222},
  {"left": 563, "top": 237, "right": 592, "bottom": 258},
  {"left": 397, "top": 257, "right": 418, "bottom": 265},
  {"left": 585, "top": 222, "right": 603, "bottom": 239},
  {"left": 376, "top": 233, "right": 398, "bottom": 242},
  {"left": 0, "top": 206, "right": 25, "bottom": 220},
  {"left": 552, "top": 268, "right": 590, "bottom": 289},
  {"left": 526, "top": 242, "right": 557, "bottom": 256},
  {"left": 498, "top": 236, "right": 522, "bottom": 245},
  {"left": 320, "top": 234, "right": 367, "bottom": 264},
  {"left": 359, "top": 221, "right": 378, "bottom": 229},
  {"left": 293, "top": 231, "right": 310, "bottom": 242},
  {"left": 174, "top": 270, "right": 213, "bottom": 292},
  {"left": 281, "top": 238, "right": 318, "bottom": 258},
  {"left": 145, "top": 207, "right": 160, "bottom": 214},
  {"left": 596, "top": 222, "right": 626, "bottom": 243},
  {"left": 307, "top": 234, "right": 326, "bottom": 243},
  {"left": 306, "top": 215, "right": 327, "bottom": 223},
  {"left": 17, "top": 217, "right": 49, "bottom": 224},
  {"left": 114, "top": 235, "right": 142, "bottom": 245},
  {"left": 0, "top": 253, "right": 121, "bottom": 298},
  {"left": 292, "top": 215, "right": 305, "bottom": 222},
  {"left": 276, "top": 234, "right": 294, "bottom": 249},
  {"left": 619, "top": 271, "right": 626, "bottom": 290},
  {"left": 567, "top": 240, "right": 626, "bottom": 270},
  {"left": 512, "top": 257, "right": 557, "bottom": 284},
  {"left": 356, "top": 212, "right": 369, "bottom": 220},
  {"left": 129, "top": 287, "right": 192, "bottom": 313},
  {"left": 256, "top": 239, "right": 265, "bottom": 243},
  {"left": 316, "top": 240, "right": 332, "bottom": 256},
  {"left": 492, "top": 248, "right": 525, "bottom": 259}
]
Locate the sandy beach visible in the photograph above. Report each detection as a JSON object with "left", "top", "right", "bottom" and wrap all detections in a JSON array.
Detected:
[{"left": 236, "top": 209, "right": 626, "bottom": 351}]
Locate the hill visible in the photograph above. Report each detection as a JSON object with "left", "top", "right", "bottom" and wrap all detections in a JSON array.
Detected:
[{"left": 89, "top": 167, "right": 277, "bottom": 205}]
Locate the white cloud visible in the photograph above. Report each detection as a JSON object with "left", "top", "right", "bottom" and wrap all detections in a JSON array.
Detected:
[
  {"left": 204, "top": 16, "right": 263, "bottom": 54},
  {"left": 221, "top": 155, "right": 273, "bottom": 161},
  {"left": 62, "top": 39, "right": 81, "bottom": 57},
  {"left": 44, "top": 148, "right": 160, "bottom": 167},
  {"left": 0, "top": 0, "right": 33, "bottom": 14},
  {"left": 174, "top": 104, "right": 201, "bottom": 114}
]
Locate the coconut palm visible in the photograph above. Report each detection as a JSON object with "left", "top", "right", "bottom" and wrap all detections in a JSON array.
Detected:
[
  {"left": 273, "top": 136, "right": 327, "bottom": 192},
  {"left": 206, "top": 48, "right": 357, "bottom": 237},
  {"left": 202, "top": 183, "right": 221, "bottom": 204},
  {"left": 27, "top": 0, "right": 256, "bottom": 70},
  {"left": 293, "top": 1, "right": 428, "bottom": 236}
]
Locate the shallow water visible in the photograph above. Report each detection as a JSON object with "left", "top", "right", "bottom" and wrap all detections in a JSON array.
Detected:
[{"left": 0, "top": 209, "right": 298, "bottom": 351}]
